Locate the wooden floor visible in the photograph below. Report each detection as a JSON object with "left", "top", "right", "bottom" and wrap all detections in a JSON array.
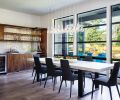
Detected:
[{"left": 0, "top": 70, "right": 120, "bottom": 100}]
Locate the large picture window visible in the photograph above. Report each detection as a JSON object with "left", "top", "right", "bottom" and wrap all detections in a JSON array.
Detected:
[
  {"left": 54, "top": 16, "right": 74, "bottom": 56},
  {"left": 112, "top": 4, "right": 120, "bottom": 61},
  {"left": 77, "top": 8, "right": 106, "bottom": 62}
]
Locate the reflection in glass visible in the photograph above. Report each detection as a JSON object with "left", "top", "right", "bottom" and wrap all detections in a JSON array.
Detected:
[
  {"left": 112, "top": 42, "right": 120, "bottom": 59},
  {"left": 78, "top": 43, "right": 106, "bottom": 56},
  {"left": 54, "top": 44, "right": 62, "bottom": 55}
]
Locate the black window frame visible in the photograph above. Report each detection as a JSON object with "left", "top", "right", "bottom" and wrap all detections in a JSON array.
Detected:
[
  {"left": 111, "top": 4, "right": 120, "bottom": 62},
  {"left": 77, "top": 7, "right": 107, "bottom": 61},
  {"left": 54, "top": 15, "right": 74, "bottom": 56}
]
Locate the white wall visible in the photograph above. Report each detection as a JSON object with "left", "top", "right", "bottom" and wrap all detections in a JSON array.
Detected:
[
  {"left": 0, "top": 8, "right": 41, "bottom": 27},
  {"left": 40, "top": 0, "right": 120, "bottom": 57}
]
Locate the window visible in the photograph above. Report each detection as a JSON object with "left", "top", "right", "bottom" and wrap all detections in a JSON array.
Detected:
[
  {"left": 77, "top": 8, "right": 106, "bottom": 62},
  {"left": 112, "top": 4, "right": 120, "bottom": 61},
  {"left": 54, "top": 16, "right": 74, "bottom": 56}
]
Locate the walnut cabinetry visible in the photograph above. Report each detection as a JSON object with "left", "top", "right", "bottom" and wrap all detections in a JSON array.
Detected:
[
  {"left": 0, "top": 24, "right": 47, "bottom": 57},
  {"left": 40, "top": 29, "right": 47, "bottom": 57},
  {"left": 0, "top": 24, "right": 47, "bottom": 72},
  {"left": 0, "top": 25, "right": 4, "bottom": 40},
  {"left": 7, "top": 54, "right": 33, "bottom": 72}
]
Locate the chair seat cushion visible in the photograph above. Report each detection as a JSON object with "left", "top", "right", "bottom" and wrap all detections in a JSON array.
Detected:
[
  {"left": 73, "top": 74, "right": 78, "bottom": 80},
  {"left": 94, "top": 76, "right": 109, "bottom": 86},
  {"left": 54, "top": 70, "right": 62, "bottom": 76},
  {"left": 41, "top": 65, "right": 47, "bottom": 68}
]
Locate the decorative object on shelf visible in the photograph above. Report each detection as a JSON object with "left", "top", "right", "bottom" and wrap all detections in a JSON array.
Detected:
[{"left": 37, "top": 44, "right": 42, "bottom": 52}]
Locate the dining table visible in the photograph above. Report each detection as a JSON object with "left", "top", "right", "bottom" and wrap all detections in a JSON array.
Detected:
[{"left": 27, "top": 57, "right": 114, "bottom": 98}]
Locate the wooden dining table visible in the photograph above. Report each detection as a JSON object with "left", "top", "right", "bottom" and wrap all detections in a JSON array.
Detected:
[{"left": 27, "top": 57, "right": 114, "bottom": 97}]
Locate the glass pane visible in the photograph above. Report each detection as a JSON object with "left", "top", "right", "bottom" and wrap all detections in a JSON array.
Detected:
[
  {"left": 84, "top": 26, "right": 106, "bottom": 41},
  {"left": 54, "top": 34, "right": 62, "bottom": 42},
  {"left": 112, "top": 24, "right": 120, "bottom": 41},
  {"left": 54, "top": 16, "right": 74, "bottom": 30},
  {"left": 77, "top": 26, "right": 106, "bottom": 42},
  {"left": 112, "top": 4, "right": 120, "bottom": 23},
  {"left": 54, "top": 44, "right": 62, "bottom": 55},
  {"left": 77, "top": 32, "right": 84, "bottom": 42},
  {"left": 112, "top": 42, "right": 120, "bottom": 59},
  {"left": 78, "top": 8, "right": 106, "bottom": 26},
  {"left": 77, "top": 43, "right": 106, "bottom": 56},
  {"left": 67, "top": 33, "right": 74, "bottom": 42},
  {"left": 67, "top": 43, "right": 74, "bottom": 56}
]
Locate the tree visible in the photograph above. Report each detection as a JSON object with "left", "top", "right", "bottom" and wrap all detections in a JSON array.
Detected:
[
  {"left": 115, "top": 24, "right": 120, "bottom": 46},
  {"left": 85, "top": 19, "right": 105, "bottom": 41}
]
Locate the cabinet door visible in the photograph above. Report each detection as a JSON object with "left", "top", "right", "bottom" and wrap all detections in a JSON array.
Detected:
[
  {"left": 7, "top": 54, "right": 14, "bottom": 72},
  {"left": 25, "top": 54, "right": 33, "bottom": 69},
  {"left": 14, "top": 54, "right": 20, "bottom": 71},
  {"left": 0, "top": 25, "right": 4, "bottom": 40}
]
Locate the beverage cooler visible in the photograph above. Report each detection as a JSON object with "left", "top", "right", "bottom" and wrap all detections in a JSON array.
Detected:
[{"left": 0, "top": 55, "right": 7, "bottom": 73}]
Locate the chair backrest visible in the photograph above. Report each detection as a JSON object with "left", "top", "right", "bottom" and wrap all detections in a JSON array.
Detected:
[
  {"left": 45, "top": 58, "right": 55, "bottom": 76},
  {"left": 33, "top": 56, "right": 41, "bottom": 72},
  {"left": 84, "top": 56, "right": 93, "bottom": 61},
  {"left": 60, "top": 59, "right": 73, "bottom": 80},
  {"left": 108, "top": 62, "right": 120, "bottom": 85}
]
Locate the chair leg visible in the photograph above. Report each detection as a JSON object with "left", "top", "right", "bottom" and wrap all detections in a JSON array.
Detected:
[
  {"left": 65, "top": 81, "right": 67, "bottom": 87},
  {"left": 70, "top": 81, "right": 72, "bottom": 98},
  {"left": 91, "top": 82, "right": 95, "bottom": 99},
  {"left": 90, "top": 73, "right": 94, "bottom": 82},
  {"left": 33, "top": 72, "right": 37, "bottom": 84},
  {"left": 73, "top": 81, "right": 74, "bottom": 85},
  {"left": 44, "top": 76, "right": 48, "bottom": 88},
  {"left": 40, "top": 74, "right": 42, "bottom": 86},
  {"left": 83, "top": 76, "right": 85, "bottom": 88},
  {"left": 44, "top": 73, "right": 46, "bottom": 78},
  {"left": 58, "top": 80, "right": 63, "bottom": 93},
  {"left": 60, "top": 76, "right": 62, "bottom": 81},
  {"left": 32, "top": 68, "right": 35, "bottom": 76},
  {"left": 108, "top": 87, "right": 112, "bottom": 100},
  {"left": 52, "top": 77, "right": 54, "bottom": 83},
  {"left": 53, "top": 77, "right": 56, "bottom": 91},
  {"left": 116, "top": 85, "right": 120, "bottom": 98},
  {"left": 56, "top": 77, "right": 57, "bottom": 84},
  {"left": 101, "top": 85, "right": 103, "bottom": 94}
]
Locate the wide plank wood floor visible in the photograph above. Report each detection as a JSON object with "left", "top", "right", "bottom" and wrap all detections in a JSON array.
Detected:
[{"left": 0, "top": 70, "right": 120, "bottom": 100}]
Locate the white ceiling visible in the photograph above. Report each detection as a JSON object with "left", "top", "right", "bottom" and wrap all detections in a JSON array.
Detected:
[{"left": 0, "top": 0, "right": 87, "bottom": 15}]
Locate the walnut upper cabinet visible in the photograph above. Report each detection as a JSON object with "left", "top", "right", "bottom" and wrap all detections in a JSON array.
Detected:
[
  {"left": 40, "top": 29, "right": 47, "bottom": 57},
  {"left": 0, "top": 25, "right": 4, "bottom": 40}
]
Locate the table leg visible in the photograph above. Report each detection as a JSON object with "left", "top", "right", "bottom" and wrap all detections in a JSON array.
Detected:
[
  {"left": 95, "top": 72, "right": 99, "bottom": 88},
  {"left": 78, "top": 71, "right": 99, "bottom": 98},
  {"left": 78, "top": 70, "right": 84, "bottom": 97}
]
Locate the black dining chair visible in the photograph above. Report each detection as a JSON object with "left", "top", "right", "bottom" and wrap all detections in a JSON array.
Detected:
[
  {"left": 33, "top": 56, "right": 47, "bottom": 85},
  {"left": 44, "top": 58, "right": 62, "bottom": 91},
  {"left": 32, "top": 54, "right": 40, "bottom": 76},
  {"left": 58, "top": 59, "right": 78, "bottom": 98},
  {"left": 91, "top": 62, "right": 120, "bottom": 100}
]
